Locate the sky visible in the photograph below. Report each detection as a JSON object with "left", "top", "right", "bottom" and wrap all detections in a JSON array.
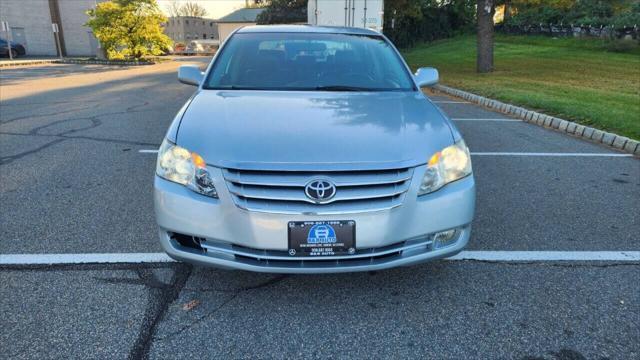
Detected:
[{"left": 157, "top": 0, "right": 248, "bottom": 19}]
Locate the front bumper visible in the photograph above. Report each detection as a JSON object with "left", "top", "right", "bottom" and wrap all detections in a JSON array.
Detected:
[{"left": 154, "top": 165, "right": 476, "bottom": 274}]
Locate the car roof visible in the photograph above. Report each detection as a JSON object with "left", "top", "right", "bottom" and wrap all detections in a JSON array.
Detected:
[{"left": 236, "top": 25, "right": 381, "bottom": 36}]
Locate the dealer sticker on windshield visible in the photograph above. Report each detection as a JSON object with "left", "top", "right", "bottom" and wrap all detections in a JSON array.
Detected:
[{"left": 288, "top": 220, "right": 356, "bottom": 257}]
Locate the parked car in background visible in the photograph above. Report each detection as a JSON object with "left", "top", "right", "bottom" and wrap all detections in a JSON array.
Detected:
[
  {"left": 0, "top": 38, "right": 26, "bottom": 58},
  {"left": 155, "top": 25, "right": 475, "bottom": 273},
  {"left": 173, "top": 43, "right": 187, "bottom": 53},
  {"left": 185, "top": 39, "right": 219, "bottom": 55}
]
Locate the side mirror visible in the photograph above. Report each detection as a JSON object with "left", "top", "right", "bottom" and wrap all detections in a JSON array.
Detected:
[
  {"left": 178, "top": 65, "right": 204, "bottom": 86},
  {"left": 414, "top": 67, "right": 439, "bottom": 87}
]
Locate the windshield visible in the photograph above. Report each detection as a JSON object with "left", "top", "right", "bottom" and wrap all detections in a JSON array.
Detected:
[{"left": 203, "top": 32, "right": 416, "bottom": 91}]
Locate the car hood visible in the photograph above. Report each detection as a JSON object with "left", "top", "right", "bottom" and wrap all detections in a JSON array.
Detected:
[{"left": 176, "top": 90, "right": 454, "bottom": 170}]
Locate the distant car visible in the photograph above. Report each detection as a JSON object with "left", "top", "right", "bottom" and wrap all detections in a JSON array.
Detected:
[
  {"left": 188, "top": 39, "right": 219, "bottom": 54},
  {"left": 0, "top": 38, "right": 26, "bottom": 58},
  {"left": 155, "top": 25, "right": 475, "bottom": 273},
  {"left": 174, "top": 43, "right": 187, "bottom": 53}
]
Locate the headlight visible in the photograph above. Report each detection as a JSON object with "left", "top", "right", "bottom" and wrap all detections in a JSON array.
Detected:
[
  {"left": 156, "top": 139, "right": 218, "bottom": 198},
  {"left": 418, "top": 140, "right": 472, "bottom": 195}
]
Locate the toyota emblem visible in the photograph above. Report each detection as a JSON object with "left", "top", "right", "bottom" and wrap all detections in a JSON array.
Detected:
[{"left": 305, "top": 179, "right": 337, "bottom": 203}]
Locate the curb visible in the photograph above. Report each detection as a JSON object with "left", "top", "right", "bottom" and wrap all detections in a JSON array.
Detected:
[
  {"left": 433, "top": 84, "right": 639, "bottom": 156},
  {"left": 0, "top": 59, "right": 59, "bottom": 68},
  {"left": 0, "top": 59, "right": 155, "bottom": 68},
  {"left": 58, "top": 59, "right": 154, "bottom": 66}
]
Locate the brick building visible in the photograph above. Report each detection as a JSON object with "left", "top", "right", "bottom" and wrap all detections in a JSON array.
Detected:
[
  {"left": 164, "top": 16, "right": 218, "bottom": 44},
  {"left": 0, "top": 0, "right": 99, "bottom": 57}
]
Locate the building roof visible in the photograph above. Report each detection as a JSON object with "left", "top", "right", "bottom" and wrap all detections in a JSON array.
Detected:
[
  {"left": 237, "top": 25, "right": 381, "bottom": 36},
  {"left": 217, "top": 8, "right": 265, "bottom": 23}
]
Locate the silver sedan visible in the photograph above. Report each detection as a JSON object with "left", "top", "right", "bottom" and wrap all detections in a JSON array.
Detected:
[{"left": 154, "top": 25, "right": 475, "bottom": 273}]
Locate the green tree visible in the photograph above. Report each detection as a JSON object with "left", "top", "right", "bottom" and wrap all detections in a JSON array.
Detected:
[
  {"left": 86, "top": 0, "right": 171, "bottom": 60},
  {"left": 383, "top": 0, "right": 475, "bottom": 48},
  {"left": 256, "top": 0, "right": 307, "bottom": 24}
]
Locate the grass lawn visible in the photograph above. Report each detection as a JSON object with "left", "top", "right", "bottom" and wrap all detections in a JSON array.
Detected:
[{"left": 402, "top": 35, "right": 640, "bottom": 140}]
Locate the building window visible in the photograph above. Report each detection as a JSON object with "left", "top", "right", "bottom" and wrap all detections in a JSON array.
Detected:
[
  {"left": 203, "top": 34, "right": 207, "bottom": 39},
  {"left": 185, "top": 20, "right": 189, "bottom": 25},
  {"left": 202, "top": 21, "right": 205, "bottom": 26},
  {"left": 210, "top": 22, "right": 214, "bottom": 27}
]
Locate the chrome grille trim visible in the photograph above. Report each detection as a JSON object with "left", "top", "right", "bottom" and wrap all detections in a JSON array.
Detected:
[
  {"left": 200, "top": 237, "right": 433, "bottom": 262},
  {"left": 226, "top": 181, "right": 410, "bottom": 203},
  {"left": 222, "top": 168, "right": 413, "bottom": 187},
  {"left": 222, "top": 167, "right": 414, "bottom": 214}
]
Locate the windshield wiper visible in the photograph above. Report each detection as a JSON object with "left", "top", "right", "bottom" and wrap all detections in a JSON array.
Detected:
[{"left": 314, "top": 85, "right": 376, "bottom": 92}]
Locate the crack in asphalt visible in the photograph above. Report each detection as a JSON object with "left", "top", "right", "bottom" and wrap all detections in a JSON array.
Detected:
[
  {"left": 0, "top": 105, "right": 97, "bottom": 125},
  {"left": 0, "top": 131, "right": 160, "bottom": 147},
  {"left": 154, "top": 275, "right": 289, "bottom": 341},
  {"left": 0, "top": 101, "right": 157, "bottom": 166},
  {"left": 124, "top": 264, "right": 192, "bottom": 360},
  {"left": 0, "top": 137, "right": 67, "bottom": 166}
]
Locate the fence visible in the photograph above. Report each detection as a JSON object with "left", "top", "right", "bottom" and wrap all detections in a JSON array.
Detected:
[{"left": 499, "top": 24, "right": 639, "bottom": 40}]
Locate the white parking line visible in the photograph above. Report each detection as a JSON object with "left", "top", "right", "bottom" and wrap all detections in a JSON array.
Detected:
[
  {"left": 471, "top": 152, "right": 633, "bottom": 157},
  {"left": 449, "top": 251, "right": 640, "bottom": 262},
  {"left": 138, "top": 149, "right": 158, "bottom": 153},
  {"left": 452, "top": 118, "right": 521, "bottom": 122},
  {"left": 0, "top": 253, "right": 174, "bottom": 265},
  {"left": 1, "top": 251, "right": 638, "bottom": 265}
]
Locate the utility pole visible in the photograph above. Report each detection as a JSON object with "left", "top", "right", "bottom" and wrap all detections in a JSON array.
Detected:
[
  {"left": 48, "top": 0, "right": 66, "bottom": 57},
  {"left": 52, "top": 23, "right": 63, "bottom": 59}
]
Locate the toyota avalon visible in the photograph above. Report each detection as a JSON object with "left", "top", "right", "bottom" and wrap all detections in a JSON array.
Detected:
[{"left": 154, "top": 25, "right": 475, "bottom": 273}]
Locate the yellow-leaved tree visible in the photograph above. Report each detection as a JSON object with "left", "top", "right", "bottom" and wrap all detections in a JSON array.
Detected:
[{"left": 86, "top": 0, "right": 171, "bottom": 60}]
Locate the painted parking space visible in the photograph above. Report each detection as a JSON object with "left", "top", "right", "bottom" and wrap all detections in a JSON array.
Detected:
[
  {"left": 1, "top": 60, "right": 638, "bottom": 360},
  {"left": 1, "top": 64, "right": 637, "bottom": 256},
  {"left": 427, "top": 95, "right": 639, "bottom": 251}
]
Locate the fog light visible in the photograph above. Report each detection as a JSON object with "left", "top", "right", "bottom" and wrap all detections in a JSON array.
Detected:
[{"left": 433, "top": 229, "right": 458, "bottom": 249}]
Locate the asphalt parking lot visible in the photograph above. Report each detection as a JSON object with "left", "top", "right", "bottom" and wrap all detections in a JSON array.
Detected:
[{"left": 1, "top": 59, "right": 638, "bottom": 359}]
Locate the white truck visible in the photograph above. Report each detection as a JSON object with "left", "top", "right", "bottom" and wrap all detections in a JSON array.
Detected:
[{"left": 308, "top": 0, "right": 384, "bottom": 32}]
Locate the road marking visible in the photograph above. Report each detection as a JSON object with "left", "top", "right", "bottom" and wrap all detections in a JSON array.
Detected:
[
  {"left": 0, "top": 253, "right": 174, "bottom": 265},
  {"left": 470, "top": 152, "right": 633, "bottom": 157},
  {"left": 1, "top": 251, "right": 639, "bottom": 265},
  {"left": 449, "top": 251, "right": 640, "bottom": 262},
  {"left": 139, "top": 149, "right": 158, "bottom": 153},
  {"left": 452, "top": 118, "right": 521, "bottom": 122}
]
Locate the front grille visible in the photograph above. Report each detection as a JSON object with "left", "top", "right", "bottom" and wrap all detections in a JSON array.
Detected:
[
  {"left": 199, "top": 236, "right": 433, "bottom": 269},
  {"left": 222, "top": 167, "right": 414, "bottom": 214}
]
